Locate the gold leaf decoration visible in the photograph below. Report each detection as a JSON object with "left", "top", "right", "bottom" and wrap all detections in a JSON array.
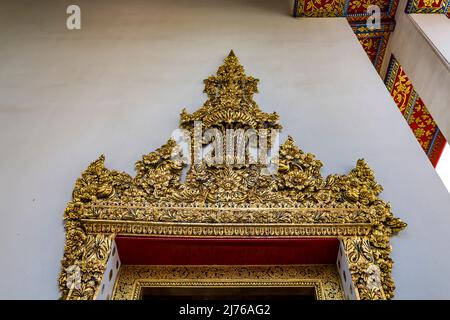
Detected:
[{"left": 59, "top": 51, "right": 406, "bottom": 300}]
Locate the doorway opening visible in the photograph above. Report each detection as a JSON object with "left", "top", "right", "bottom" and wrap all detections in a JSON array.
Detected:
[{"left": 141, "top": 286, "right": 316, "bottom": 301}]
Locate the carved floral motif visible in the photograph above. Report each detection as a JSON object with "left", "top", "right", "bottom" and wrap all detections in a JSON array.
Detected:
[{"left": 59, "top": 51, "right": 406, "bottom": 300}]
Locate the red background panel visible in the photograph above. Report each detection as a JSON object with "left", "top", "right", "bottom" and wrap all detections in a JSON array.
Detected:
[{"left": 115, "top": 236, "right": 339, "bottom": 265}]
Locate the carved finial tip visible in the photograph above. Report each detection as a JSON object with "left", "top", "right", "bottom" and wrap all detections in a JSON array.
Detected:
[
  {"left": 228, "top": 49, "right": 236, "bottom": 57},
  {"left": 356, "top": 158, "right": 368, "bottom": 166}
]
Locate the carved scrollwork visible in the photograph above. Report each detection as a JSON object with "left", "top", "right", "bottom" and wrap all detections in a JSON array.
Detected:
[
  {"left": 129, "top": 139, "right": 184, "bottom": 202},
  {"left": 59, "top": 51, "right": 406, "bottom": 300},
  {"left": 59, "top": 233, "right": 113, "bottom": 300},
  {"left": 342, "top": 237, "right": 388, "bottom": 300}
]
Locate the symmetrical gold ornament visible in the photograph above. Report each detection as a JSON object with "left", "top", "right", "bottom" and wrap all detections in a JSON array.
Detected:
[
  {"left": 112, "top": 265, "right": 344, "bottom": 300},
  {"left": 59, "top": 51, "right": 406, "bottom": 300}
]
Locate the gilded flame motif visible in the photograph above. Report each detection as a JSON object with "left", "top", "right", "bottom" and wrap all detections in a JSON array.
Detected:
[{"left": 59, "top": 51, "right": 406, "bottom": 300}]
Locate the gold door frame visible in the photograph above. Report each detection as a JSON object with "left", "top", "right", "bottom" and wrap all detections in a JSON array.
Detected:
[
  {"left": 58, "top": 51, "right": 406, "bottom": 300},
  {"left": 112, "top": 265, "right": 344, "bottom": 300}
]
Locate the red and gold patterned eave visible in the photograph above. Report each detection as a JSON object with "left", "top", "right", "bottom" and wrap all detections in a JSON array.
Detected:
[
  {"left": 351, "top": 21, "right": 394, "bottom": 73},
  {"left": 385, "top": 55, "right": 446, "bottom": 166},
  {"left": 293, "top": 0, "right": 398, "bottom": 73},
  {"left": 292, "top": 1, "right": 447, "bottom": 165},
  {"left": 294, "top": 0, "right": 398, "bottom": 21},
  {"left": 357, "top": 34, "right": 390, "bottom": 73},
  {"left": 359, "top": 38, "right": 381, "bottom": 63}
]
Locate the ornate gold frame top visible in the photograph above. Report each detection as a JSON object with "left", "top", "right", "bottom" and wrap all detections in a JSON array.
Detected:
[{"left": 59, "top": 51, "right": 406, "bottom": 300}]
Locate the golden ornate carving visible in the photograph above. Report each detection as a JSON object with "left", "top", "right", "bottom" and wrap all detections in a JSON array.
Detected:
[
  {"left": 180, "top": 50, "right": 281, "bottom": 132},
  {"left": 59, "top": 233, "right": 114, "bottom": 300},
  {"left": 342, "top": 237, "right": 385, "bottom": 300},
  {"left": 59, "top": 51, "right": 406, "bottom": 300},
  {"left": 112, "top": 265, "right": 344, "bottom": 300}
]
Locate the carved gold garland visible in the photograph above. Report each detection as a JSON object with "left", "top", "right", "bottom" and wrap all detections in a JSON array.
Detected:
[{"left": 59, "top": 51, "right": 406, "bottom": 300}]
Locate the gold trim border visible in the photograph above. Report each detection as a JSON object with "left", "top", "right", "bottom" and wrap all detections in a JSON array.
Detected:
[
  {"left": 132, "top": 280, "right": 324, "bottom": 300},
  {"left": 82, "top": 220, "right": 372, "bottom": 237}
]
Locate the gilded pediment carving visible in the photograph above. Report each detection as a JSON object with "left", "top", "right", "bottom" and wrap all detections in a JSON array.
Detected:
[{"left": 59, "top": 51, "right": 406, "bottom": 300}]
